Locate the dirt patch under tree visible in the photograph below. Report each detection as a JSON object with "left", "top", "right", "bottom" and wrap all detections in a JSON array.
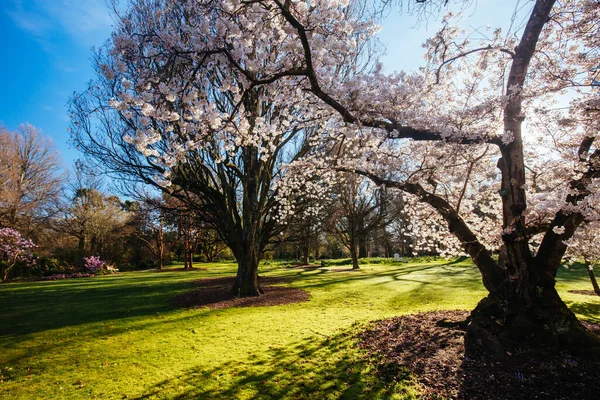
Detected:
[
  {"left": 568, "top": 289, "right": 599, "bottom": 296},
  {"left": 172, "top": 276, "right": 310, "bottom": 309},
  {"left": 360, "top": 310, "right": 600, "bottom": 400}
]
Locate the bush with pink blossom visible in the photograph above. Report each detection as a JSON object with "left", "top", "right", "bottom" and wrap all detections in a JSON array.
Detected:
[
  {"left": 0, "top": 228, "right": 36, "bottom": 282},
  {"left": 84, "top": 256, "right": 105, "bottom": 274}
]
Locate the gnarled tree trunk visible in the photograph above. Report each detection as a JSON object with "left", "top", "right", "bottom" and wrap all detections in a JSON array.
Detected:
[
  {"left": 231, "top": 242, "right": 263, "bottom": 297},
  {"left": 466, "top": 263, "right": 597, "bottom": 359}
]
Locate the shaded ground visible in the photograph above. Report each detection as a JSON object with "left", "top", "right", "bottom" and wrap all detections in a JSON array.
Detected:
[
  {"left": 152, "top": 267, "right": 207, "bottom": 272},
  {"left": 172, "top": 276, "right": 310, "bottom": 309},
  {"left": 284, "top": 263, "right": 322, "bottom": 270},
  {"left": 329, "top": 267, "right": 362, "bottom": 272},
  {"left": 569, "top": 289, "right": 599, "bottom": 296},
  {"left": 360, "top": 310, "right": 600, "bottom": 400}
]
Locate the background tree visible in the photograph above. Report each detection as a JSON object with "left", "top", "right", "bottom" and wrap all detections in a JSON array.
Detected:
[
  {"left": 196, "top": 228, "right": 229, "bottom": 263},
  {"left": 0, "top": 124, "right": 64, "bottom": 238},
  {"left": 565, "top": 221, "right": 600, "bottom": 296},
  {"left": 59, "top": 169, "right": 130, "bottom": 266},
  {"left": 327, "top": 174, "right": 402, "bottom": 268},
  {"left": 125, "top": 197, "right": 168, "bottom": 269},
  {"left": 283, "top": 193, "right": 328, "bottom": 265}
]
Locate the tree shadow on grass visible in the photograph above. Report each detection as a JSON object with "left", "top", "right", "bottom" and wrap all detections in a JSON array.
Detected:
[
  {"left": 565, "top": 301, "right": 600, "bottom": 323},
  {"left": 282, "top": 262, "right": 482, "bottom": 292},
  {"left": 135, "top": 330, "right": 409, "bottom": 400},
  {"left": 0, "top": 273, "right": 200, "bottom": 337}
]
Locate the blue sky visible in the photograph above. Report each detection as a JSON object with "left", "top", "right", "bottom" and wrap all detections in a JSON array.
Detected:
[
  {"left": 0, "top": 0, "right": 113, "bottom": 168},
  {"left": 0, "top": 0, "right": 517, "bottom": 171}
]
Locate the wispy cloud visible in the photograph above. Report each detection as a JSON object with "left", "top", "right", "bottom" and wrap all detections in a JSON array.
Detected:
[{"left": 6, "top": 0, "right": 113, "bottom": 47}]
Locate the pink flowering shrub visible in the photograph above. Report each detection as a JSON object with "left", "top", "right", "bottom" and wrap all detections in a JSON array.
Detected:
[
  {"left": 41, "top": 273, "right": 93, "bottom": 281},
  {"left": 0, "top": 228, "right": 35, "bottom": 282},
  {"left": 84, "top": 256, "right": 105, "bottom": 274}
]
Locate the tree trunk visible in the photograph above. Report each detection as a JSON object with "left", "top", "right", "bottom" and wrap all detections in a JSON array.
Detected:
[
  {"left": 302, "top": 243, "right": 310, "bottom": 265},
  {"left": 231, "top": 245, "right": 263, "bottom": 297},
  {"left": 157, "top": 240, "right": 164, "bottom": 270},
  {"left": 183, "top": 233, "right": 190, "bottom": 270},
  {"left": 466, "top": 276, "right": 599, "bottom": 359},
  {"left": 586, "top": 262, "right": 600, "bottom": 296},
  {"left": 157, "top": 223, "right": 164, "bottom": 270},
  {"left": 358, "top": 234, "right": 368, "bottom": 258},
  {"left": 350, "top": 237, "right": 360, "bottom": 270}
]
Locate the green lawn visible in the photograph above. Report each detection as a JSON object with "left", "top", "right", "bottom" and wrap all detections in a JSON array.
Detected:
[{"left": 0, "top": 259, "right": 598, "bottom": 399}]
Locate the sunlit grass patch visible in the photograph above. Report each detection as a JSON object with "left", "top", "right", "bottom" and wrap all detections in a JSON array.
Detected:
[{"left": 0, "top": 259, "right": 597, "bottom": 399}]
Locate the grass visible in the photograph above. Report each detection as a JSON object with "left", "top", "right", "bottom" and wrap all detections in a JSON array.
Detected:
[{"left": 0, "top": 258, "right": 598, "bottom": 399}]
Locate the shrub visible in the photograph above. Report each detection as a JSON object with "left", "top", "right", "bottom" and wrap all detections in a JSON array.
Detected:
[{"left": 84, "top": 256, "right": 105, "bottom": 274}]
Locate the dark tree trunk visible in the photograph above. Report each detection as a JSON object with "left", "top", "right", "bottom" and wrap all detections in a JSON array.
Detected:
[
  {"left": 183, "top": 233, "right": 190, "bottom": 270},
  {"left": 157, "top": 222, "right": 164, "bottom": 270},
  {"left": 466, "top": 275, "right": 599, "bottom": 359},
  {"left": 350, "top": 237, "right": 360, "bottom": 270},
  {"left": 302, "top": 243, "right": 310, "bottom": 265},
  {"left": 586, "top": 262, "right": 600, "bottom": 296},
  {"left": 358, "top": 234, "right": 368, "bottom": 258},
  {"left": 157, "top": 240, "right": 164, "bottom": 270},
  {"left": 231, "top": 244, "right": 263, "bottom": 297}
]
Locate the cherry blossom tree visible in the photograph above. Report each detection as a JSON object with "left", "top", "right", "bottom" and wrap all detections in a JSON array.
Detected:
[
  {"left": 267, "top": 0, "right": 600, "bottom": 355},
  {"left": 69, "top": 0, "right": 347, "bottom": 295}
]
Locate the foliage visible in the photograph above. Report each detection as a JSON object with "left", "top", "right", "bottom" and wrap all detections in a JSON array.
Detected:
[{"left": 31, "top": 257, "right": 76, "bottom": 278}]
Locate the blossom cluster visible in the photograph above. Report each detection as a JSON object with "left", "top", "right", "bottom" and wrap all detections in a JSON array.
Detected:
[{"left": 0, "top": 228, "right": 35, "bottom": 266}]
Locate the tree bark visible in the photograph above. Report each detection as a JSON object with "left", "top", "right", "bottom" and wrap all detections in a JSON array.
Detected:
[
  {"left": 157, "top": 235, "right": 164, "bottom": 270},
  {"left": 157, "top": 221, "right": 164, "bottom": 270},
  {"left": 231, "top": 244, "right": 263, "bottom": 296},
  {"left": 183, "top": 232, "right": 190, "bottom": 270},
  {"left": 466, "top": 278, "right": 599, "bottom": 359}
]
